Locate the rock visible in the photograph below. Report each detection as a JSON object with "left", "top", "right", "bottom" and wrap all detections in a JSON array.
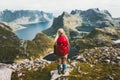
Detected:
[
  {"left": 77, "top": 66, "right": 81, "bottom": 72},
  {"left": 73, "top": 46, "right": 120, "bottom": 65},
  {"left": 71, "top": 61, "right": 78, "bottom": 67},
  {"left": 7, "top": 58, "right": 52, "bottom": 73},
  {"left": 0, "top": 66, "right": 12, "bottom": 80},
  {"left": 76, "top": 54, "right": 86, "bottom": 62},
  {"left": 108, "top": 75, "right": 114, "bottom": 80},
  {"left": 116, "top": 56, "right": 120, "bottom": 60},
  {"left": 104, "top": 59, "right": 110, "bottom": 64}
]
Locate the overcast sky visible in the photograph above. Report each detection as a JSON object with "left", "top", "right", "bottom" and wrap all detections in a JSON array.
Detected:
[{"left": 0, "top": 0, "right": 120, "bottom": 17}]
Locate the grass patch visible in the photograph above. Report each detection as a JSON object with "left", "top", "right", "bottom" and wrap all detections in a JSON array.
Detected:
[{"left": 69, "top": 62, "right": 120, "bottom": 80}]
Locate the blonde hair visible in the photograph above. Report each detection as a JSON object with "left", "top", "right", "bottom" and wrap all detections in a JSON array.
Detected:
[{"left": 54, "top": 28, "right": 68, "bottom": 44}]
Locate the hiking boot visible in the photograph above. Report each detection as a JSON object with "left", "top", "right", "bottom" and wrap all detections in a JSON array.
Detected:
[
  {"left": 58, "top": 70, "right": 62, "bottom": 75},
  {"left": 57, "top": 64, "right": 62, "bottom": 75},
  {"left": 62, "top": 64, "right": 67, "bottom": 74},
  {"left": 61, "top": 70, "right": 66, "bottom": 74}
]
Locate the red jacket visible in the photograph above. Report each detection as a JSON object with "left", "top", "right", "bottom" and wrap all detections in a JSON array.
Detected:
[{"left": 56, "top": 35, "right": 69, "bottom": 56}]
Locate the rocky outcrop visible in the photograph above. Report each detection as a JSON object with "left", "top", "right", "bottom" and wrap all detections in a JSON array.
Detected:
[
  {"left": 0, "top": 64, "right": 12, "bottom": 80},
  {"left": 0, "top": 58, "right": 52, "bottom": 80},
  {"left": 9, "top": 58, "right": 51, "bottom": 72},
  {"left": 72, "top": 46, "right": 120, "bottom": 65}
]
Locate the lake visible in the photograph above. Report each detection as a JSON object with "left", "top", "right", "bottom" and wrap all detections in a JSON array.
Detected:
[{"left": 14, "top": 21, "right": 53, "bottom": 40}]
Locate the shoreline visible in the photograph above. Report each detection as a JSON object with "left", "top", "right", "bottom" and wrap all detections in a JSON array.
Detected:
[
  {"left": 8, "top": 23, "right": 27, "bottom": 31},
  {"left": 13, "top": 25, "right": 26, "bottom": 31}
]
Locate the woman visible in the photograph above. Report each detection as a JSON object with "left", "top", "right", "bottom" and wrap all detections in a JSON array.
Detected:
[{"left": 54, "top": 28, "right": 70, "bottom": 74}]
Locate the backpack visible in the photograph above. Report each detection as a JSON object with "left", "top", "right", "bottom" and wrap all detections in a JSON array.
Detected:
[{"left": 56, "top": 35, "right": 69, "bottom": 56}]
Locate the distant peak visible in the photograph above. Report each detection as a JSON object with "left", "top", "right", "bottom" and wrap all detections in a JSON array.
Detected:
[
  {"left": 71, "top": 9, "right": 82, "bottom": 14},
  {"left": 87, "top": 8, "right": 100, "bottom": 11},
  {"left": 61, "top": 11, "right": 70, "bottom": 17}
]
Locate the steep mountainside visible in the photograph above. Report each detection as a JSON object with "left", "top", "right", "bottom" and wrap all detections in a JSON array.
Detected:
[
  {"left": 0, "top": 22, "right": 54, "bottom": 62},
  {"left": 0, "top": 22, "right": 21, "bottom": 62},
  {"left": 43, "top": 8, "right": 120, "bottom": 38},
  {"left": 26, "top": 33, "right": 54, "bottom": 58}
]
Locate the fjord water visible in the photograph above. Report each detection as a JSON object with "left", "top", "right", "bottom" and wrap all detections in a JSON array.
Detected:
[{"left": 14, "top": 21, "right": 52, "bottom": 40}]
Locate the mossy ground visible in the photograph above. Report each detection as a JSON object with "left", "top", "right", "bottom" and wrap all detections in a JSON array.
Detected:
[
  {"left": 12, "top": 60, "right": 120, "bottom": 80},
  {"left": 69, "top": 62, "right": 120, "bottom": 80}
]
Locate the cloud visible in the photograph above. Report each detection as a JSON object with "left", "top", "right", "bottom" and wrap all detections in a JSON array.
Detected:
[{"left": 0, "top": 0, "right": 120, "bottom": 17}]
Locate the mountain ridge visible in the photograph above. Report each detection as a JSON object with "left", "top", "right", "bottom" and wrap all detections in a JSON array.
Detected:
[
  {"left": 43, "top": 8, "right": 120, "bottom": 39},
  {"left": 0, "top": 9, "right": 53, "bottom": 24}
]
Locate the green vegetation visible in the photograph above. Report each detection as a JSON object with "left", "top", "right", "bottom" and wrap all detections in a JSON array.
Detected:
[
  {"left": 0, "top": 24, "right": 21, "bottom": 63},
  {"left": 73, "top": 28, "right": 120, "bottom": 50},
  {"left": 11, "top": 60, "right": 120, "bottom": 80},
  {"left": 0, "top": 22, "right": 54, "bottom": 62},
  {"left": 26, "top": 33, "right": 54, "bottom": 58},
  {"left": 75, "top": 37, "right": 113, "bottom": 50},
  {"left": 69, "top": 62, "right": 120, "bottom": 80},
  {"left": 1, "top": 18, "right": 120, "bottom": 80},
  {"left": 87, "top": 28, "right": 120, "bottom": 39}
]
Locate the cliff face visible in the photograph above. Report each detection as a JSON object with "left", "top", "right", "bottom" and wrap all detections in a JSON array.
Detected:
[
  {"left": 43, "top": 8, "right": 120, "bottom": 38},
  {"left": 0, "top": 10, "right": 53, "bottom": 24}
]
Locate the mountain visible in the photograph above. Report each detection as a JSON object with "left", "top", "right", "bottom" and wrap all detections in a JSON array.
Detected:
[
  {"left": 0, "top": 22, "right": 54, "bottom": 62},
  {"left": 43, "top": 8, "right": 120, "bottom": 38},
  {"left": 43, "top": 11, "right": 81, "bottom": 37},
  {"left": 86, "top": 27, "right": 120, "bottom": 39},
  {"left": 0, "top": 9, "right": 53, "bottom": 24},
  {"left": 26, "top": 33, "right": 54, "bottom": 58},
  {"left": 0, "top": 22, "right": 21, "bottom": 63},
  {"left": 113, "top": 17, "right": 120, "bottom": 20},
  {"left": 1, "top": 23, "right": 119, "bottom": 80},
  {"left": 73, "top": 28, "right": 120, "bottom": 50}
]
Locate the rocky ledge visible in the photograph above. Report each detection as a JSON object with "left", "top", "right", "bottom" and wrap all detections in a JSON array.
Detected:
[{"left": 0, "top": 58, "right": 51, "bottom": 79}]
